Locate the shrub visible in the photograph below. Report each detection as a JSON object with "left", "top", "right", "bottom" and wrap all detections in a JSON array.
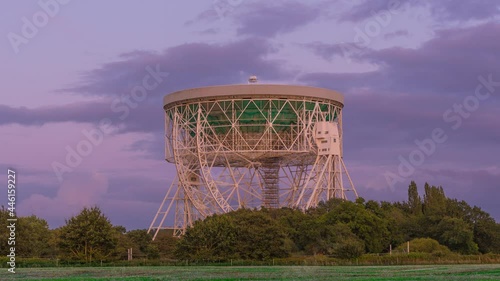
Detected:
[{"left": 397, "top": 238, "right": 451, "bottom": 255}]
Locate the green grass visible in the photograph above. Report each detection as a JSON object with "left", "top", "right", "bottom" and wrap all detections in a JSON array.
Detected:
[{"left": 2, "top": 264, "right": 500, "bottom": 281}]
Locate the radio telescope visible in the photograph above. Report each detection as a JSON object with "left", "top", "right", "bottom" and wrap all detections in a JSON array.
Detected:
[{"left": 148, "top": 83, "right": 358, "bottom": 239}]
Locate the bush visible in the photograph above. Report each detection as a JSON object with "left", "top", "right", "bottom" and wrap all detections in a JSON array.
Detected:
[
  {"left": 331, "top": 237, "right": 365, "bottom": 259},
  {"left": 397, "top": 238, "right": 451, "bottom": 255}
]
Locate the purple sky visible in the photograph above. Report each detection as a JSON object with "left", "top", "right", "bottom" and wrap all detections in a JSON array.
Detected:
[{"left": 1, "top": 0, "right": 499, "bottom": 230}]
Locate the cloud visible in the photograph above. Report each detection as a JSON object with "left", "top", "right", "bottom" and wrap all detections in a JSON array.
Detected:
[
  {"left": 19, "top": 172, "right": 109, "bottom": 227},
  {"left": 338, "top": 0, "right": 414, "bottom": 22},
  {"left": 300, "top": 22, "right": 500, "bottom": 201},
  {"left": 305, "top": 23, "right": 500, "bottom": 94},
  {"left": 304, "top": 42, "right": 369, "bottom": 62},
  {"left": 125, "top": 134, "right": 165, "bottom": 160},
  {"left": 2, "top": 38, "right": 290, "bottom": 136},
  {"left": 188, "top": 1, "right": 327, "bottom": 37},
  {"left": 0, "top": 101, "right": 111, "bottom": 126},
  {"left": 233, "top": 1, "right": 324, "bottom": 37},
  {"left": 384, "top": 30, "right": 409, "bottom": 39},
  {"left": 429, "top": 0, "right": 500, "bottom": 22},
  {"left": 62, "top": 38, "right": 287, "bottom": 97},
  {"left": 340, "top": 0, "right": 500, "bottom": 23},
  {"left": 0, "top": 101, "right": 163, "bottom": 136},
  {"left": 101, "top": 175, "right": 177, "bottom": 230},
  {"left": 355, "top": 23, "right": 500, "bottom": 95},
  {"left": 100, "top": 199, "right": 160, "bottom": 230},
  {"left": 0, "top": 38, "right": 294, "bottom": 178},
  {"left": 105, "top": 175, "right": 172, "bottom": 204},
  {"left": 304, "top": 22, "right": 500, "bottom": 96},
  {"left": 5, "top": 1, "right": 500, "bottom": 228}
]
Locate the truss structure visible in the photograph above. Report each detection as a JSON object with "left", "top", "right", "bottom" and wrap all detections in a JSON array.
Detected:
[{"left": 149, "top": 88, "right": 358, "bottom": 239}]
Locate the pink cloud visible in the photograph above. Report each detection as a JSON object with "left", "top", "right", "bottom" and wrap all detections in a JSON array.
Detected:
[{"left": 19, "top": 172, "right": 108, "bottom": 226}]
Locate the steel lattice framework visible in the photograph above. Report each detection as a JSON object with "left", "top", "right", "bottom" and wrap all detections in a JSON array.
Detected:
[{"left": 148, "top": 84, "right": 358, "bottom": 238}]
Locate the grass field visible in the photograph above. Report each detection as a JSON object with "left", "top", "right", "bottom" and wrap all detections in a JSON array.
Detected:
[{"left": 3, "top": 264, "right": 500, "bottom": 280}]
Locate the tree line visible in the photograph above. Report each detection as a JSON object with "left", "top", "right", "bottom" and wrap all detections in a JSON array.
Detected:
[{"left": 1, "top": 181, "right": 499, "bottom": 262}]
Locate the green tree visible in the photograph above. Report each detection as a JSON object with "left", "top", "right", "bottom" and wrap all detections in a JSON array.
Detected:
[
  {"left": 442, "top": 197, "right": 500, "bottom": 254},
  {"left": 126, "top": 229, "right": 155, "bottom": 258},
  {"left": 0, "top": 206, "right": 10, "bottom": 256},
  {"left": 423, "top": 183, "right": 447, "bottom": 218},
  {"left": 127, "top": 229, "right": 151, "bottom": 253},
  {"left": 152, "top": 232, "right": 178, "bottom": 259},
  {"left": 435, "top": 217, "right": 478, "bottom": 254},
  {"left": 333, "top": 237, "right": 365, "bottom": 259},
  {"left": 473, "top": 220, "right": 500, "bottom": 253},
  {"left": 229, "top": 209, "right": 290, "bottom": 260},
  {"left": 175, "top": 209, "right": 290, "bottom": 261},
  {"left": 111, "top": 226, "right": 133, "bottom": 260},
  {"left": 46, "top": 228, "right": 62, "bottom": 258},
  {"left": 271, "top": 207, "right": 307, "bottom": 252},
  {"left": 296, "top": 217, "right": 323, "bottom": 254},
  {"left": 17, "top": 215, "right": 51, "bottom": 257},
  {"left": 59, "top": 206, "right": 118, "bottom": 262},
  {"left": 312, "top": 198, "right": 345, "bottom": 216},
  {"left": 380, "top": 201, "right": 410, "bottom": 248},
  {"left": 298, "top": 219, "right": 331, "bottom": 255},
  {"left": 463, "top": 205, "right": 500, "bottom": 254},
  {"left": 407, "top": 181, "right": 422, "bottom": 216},
  {"left": 175, "top": 214, "right": 238, "bottom": 260},
  {"left": 326, "top": 223, "right": 365, "bottom": 259},
  {"left": 323, "top": 199, "right": 390, "bottom": 253}
]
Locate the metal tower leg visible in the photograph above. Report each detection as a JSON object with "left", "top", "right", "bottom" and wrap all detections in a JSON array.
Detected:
[{"left": 148, "top": 178, "right": 180, "bottom": 239}]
